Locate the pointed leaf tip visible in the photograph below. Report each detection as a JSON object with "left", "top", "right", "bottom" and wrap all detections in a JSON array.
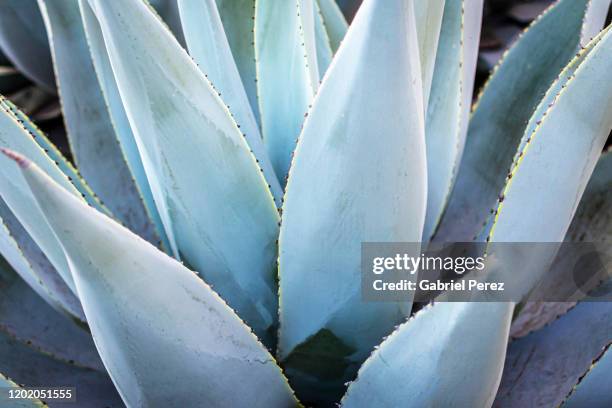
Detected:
[
  {"left": 0, "top": 148, "right": 30, "bottom": 169},
  {"left": 14, "top": 159, "right": 298, "bottom": 408}
]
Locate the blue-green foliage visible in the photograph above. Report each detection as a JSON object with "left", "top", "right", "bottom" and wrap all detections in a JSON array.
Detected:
[{"left": 0, "top": 0, "right": 611, "bottom": 407}]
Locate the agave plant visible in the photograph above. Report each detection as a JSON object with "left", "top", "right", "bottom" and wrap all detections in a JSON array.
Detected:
[{"left": 0, "top": 0, "right": 611, "bottom": 406}]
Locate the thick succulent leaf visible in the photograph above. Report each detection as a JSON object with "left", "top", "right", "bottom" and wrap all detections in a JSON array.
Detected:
[
  {"left": 316, "top": 0, "right": 348, "bottom": 53},
  {"left": 421, "top": 0, "right": 483, "bottom": 241},
  {"left": 9, "top": 155, "right": 297, "bottom": 408},
  {"left": 150, "top": 0, "right": 186, "bottom": 47},
  {"left": 0, "top": 100, "right": 93, "bottom": 294},
  {"left": 37, "top": 0, "right": 162, "bottom": 245},
  {"left": 0, "top": 98, "right": 103, "bottom": 212},
  {"left": 483, "top": 25, "right": 612, "bottom": 300},
  {"left": 563, "top": 148, "right": 612, "bottom": 245},
  {"left": 414, "top": 0, "right": 444, "bottom": 109},
  {"left": 278, "top": 0, "right": 426, "bottom": 403},
  {"left": 314, "top": 1, "right": 333, "bottom": 77},
  {"left": 562, "top": 342, "right": 612, "bottom": 407},
  {"left": 215, "top": 0, "right": 260, "bottom": 125},
  {"left": 299, "top": 0, "right": 322, "bottom": 90},
  {"left": 511, "top": 149, "right": 612, "bottom": 337},
  {"left": 0, "top": 329, "right": 122, "bottom": 408},
  {"left": 508, "top": 32, "right": 602, "bottom": 172},
  {"left": 490, "top": 25, "right": 612, "bottom": 234},
  {"left": 434, "top": 0, "right": 596, "bottom": 242},
  {"left": 177, "top": 0, "right": 283, "bottom": 205},
  {"left": 0, "top": 372, "right": 45, "bottom": 407},
  {"left": 341, "top": 302, "right": 513, "bottom": 407},
  {"left": 0, "top": 199, "right": 85, "bottom": 323},
  {"left": 580, "top": 0, "right": 612, "bottom": 46},
  {"left": 0, "top": 257, "right": 102, "bottom": 371},
  {"left": 83, "top": 0, "right": 281, "bottom": 343},
  {"left": 255, "top": 0, "right": 315, "bottom": 183},
  {"left": 0, "top": 0, "right": 55, "bottom": 92},
  {"left": 78, "top": 0, "right": 172, "bottom": 253},
  {"left": 496, "top": 296, "right": 612, "bottom": 407}
]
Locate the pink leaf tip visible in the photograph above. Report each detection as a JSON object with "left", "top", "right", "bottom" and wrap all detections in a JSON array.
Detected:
[{"left": 0, "top": 148, "right": 30, "bottom": 169}]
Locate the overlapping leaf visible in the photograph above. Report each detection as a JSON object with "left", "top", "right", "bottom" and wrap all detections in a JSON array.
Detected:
[
  {"left": 278, "top": 0, "right": 426, "bottom": 403},
  {"left": 482, "top": 25, "right": 612, "bottom": 300},
  {"left": 562, "top": 341, "right": 612, "bottom": 407},
  {"left": 6, "top": 153, "right": 297, "bottom": 408},
  {"left": 313, "top": 0, "right": 333, "bottom": 77},
  {"left": 255, "top": 0, "right": 316, "bottom": 183},
  {"left": 38, "top": 0, "right": 162, "bottom": 245},
  {"left": 0, "top": 257, "right": 101, "bottom": 370},
  {"left": 511, "top": 149, "right": 612, "bottom": 337},
  {"left": 434, "top": 0, "right": 597, "bottom": 242},
  {"left": 0, "top": 372, "right": 45, "bottom": 407},
  {"left": 0, "top": 199, "right": 85, "bottom": 323},
  {"left": 0, "top": 329, "right": 122, "bottom": 408},
  {"left": 414, "top": 0, "right": 444, "bottom": 109},
  {"left": 316, "top": 0, "right": 348, "bottom": 53},
  {"left": 78, "top": 0, "right": 172, "bottom": 253},
  {"left": 496, "top": 291, "right": 612, "bottom": 407},
  {"left": 215, "top": 0, "right": 260, "bottom": 125},
  {"left": 0, "top": 100, "right": 94, "bottom": 295},
  {"left": 341, "top": 19, "right": 612, "bottom": 407},
  {"left": 82, "top": 0, "right": 281, "bottom": 343},
  {"left": 177, "top": 0, "right": 283, "bottom": 205},
  {"left": 0, "top": 0, "right": 55, "bottom": 91},
  {"left": 341, "top": 302, "right": 513, "bottom": 407},
  {"left": 421, "top": 0, "right": 483, "bottom": 241}
]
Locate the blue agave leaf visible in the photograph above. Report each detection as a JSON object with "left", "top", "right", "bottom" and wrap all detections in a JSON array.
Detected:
[
  {"left": 477, "top": 26, "right": 612, "bottom": 304},
  {"left": 341, "top": 302, "right": 513, "bottom": 407},
  {"left": 313, "top": 0, "right": 333, "bottom": 78},
  {"left": 7, "top": 154, "right": 297, "bottom": 407},
  {"left": 0, "top": 101, "right": 94, "bottom": 295},
  {"left": 434, "top": 0, "right": 599, "bottom": 242},
  {"left": 298, "top": 0, "right": 324, "bottom": 88},
  {"left": 343, "top": 24, "right": 612, "bottom": 406},
  {"left": 580, "top": 0, "right": 612, "bottom": 45},
  {"left": 0, "top": 0, "right": 55, "bottom": 92},
  {"left": 421, "top": 0, "right": 483, "bottom": 241},
  {"left": 82, "top": 0, "right": 281, "bottom": 343},
  {"left": 0, "top": 199, "right": 85, "bottom": 324},
  {"left": 0, "top": 372, "right": 45, "bottom": 407},
  {"left": 563, "top": 148, "right": 612, "bottom": 245},
  {"left": 0, "top": 329, "right": 122, "bottom": 407},
  {"left": 473, "top": 21, "right": 608, "bottom": 244},
  {"left": 0, "top": 257, "right": 102, "bottom": 370},
  {"left": 38, "top": 0, "right": 163, "bottom": 246},
  {"left": 511, "top": 149, "right": 612, "bottom": 337},
  {"left": 562, "top": 341, "right": 612, "bottom": 407},
  {"left": 255, "top": 0, "right": 316, "bottom": 184},
  {"left": 149, "top": 0, "right": 186, "bottom": 47},
  {"left": 278, "top": 0, "right": 426, "bottom": 403},
  {"left": 509, "top": 34, "right": 601, "bottom": 173},
  {"left": 497, "top": 294, "right": 612, "bottom": 407},
  {"left": 78, "top": 0, "right": 173, "bottom": 254},
  {"left": 316, "top": 0, "right": 348, "bottom": 53},
  {"left": 414, "top": 0, "right": 445, "bottom": 110},
  {"left": 487, "top": 25, "right": 612, "bottom": 234},
  {"left": 215, "top": 0, "right": 260, "bottom": 126},
  {"left": 177, "top": 0, "right": 283, "bottom": 206},
  {"left": 0, "top": 97, "right": 103, "bottom": 212}
]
